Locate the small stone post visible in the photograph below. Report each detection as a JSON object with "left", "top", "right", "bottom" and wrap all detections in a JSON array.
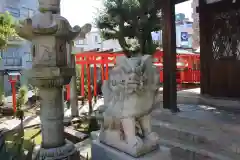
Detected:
[
  {"left": 67, "top": 25, "right": 92, "bottom": 117},
  {"left": 16, "top": 0, "right": 82, "bottom": 159},
  {"left": 70, "top": 54, "right": 78, "bottom": 117},
  {"left": 66, "top": 42, "right": 78, "bottom": 117}
]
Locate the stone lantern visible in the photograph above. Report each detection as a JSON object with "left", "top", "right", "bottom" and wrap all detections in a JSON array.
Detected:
[{"left": 16, "top": 0, "right": 83, "bottom": 159}]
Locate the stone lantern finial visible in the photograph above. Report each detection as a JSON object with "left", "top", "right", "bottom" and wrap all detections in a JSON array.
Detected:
[{"left": 38, "top": 0, "right": 61, "bottom": 13}]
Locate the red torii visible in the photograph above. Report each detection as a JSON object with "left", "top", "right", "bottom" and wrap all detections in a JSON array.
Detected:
[{"left": 66, "top": 49, "right": 200, "bottom": 104}]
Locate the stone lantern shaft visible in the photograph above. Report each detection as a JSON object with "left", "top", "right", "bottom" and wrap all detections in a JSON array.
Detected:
[{"left": 40, "top": 88, "right": 65, "bottom": 148}]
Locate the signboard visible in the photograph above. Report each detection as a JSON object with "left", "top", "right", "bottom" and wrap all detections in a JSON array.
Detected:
[{"left": 181, "top": 32, "right": 188, "bottom": 42}]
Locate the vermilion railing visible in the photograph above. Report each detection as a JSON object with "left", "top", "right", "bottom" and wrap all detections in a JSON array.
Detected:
[{"left": 65, "top": 50, "right": 200, "bottom": 103}]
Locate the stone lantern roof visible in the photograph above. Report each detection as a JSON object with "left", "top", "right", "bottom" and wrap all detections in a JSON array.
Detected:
[{"left": 15, "top": 0, "right": 85, "bottom": 41}]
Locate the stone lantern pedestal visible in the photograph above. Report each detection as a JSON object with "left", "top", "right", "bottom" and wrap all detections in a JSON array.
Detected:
[{"left": 15, "top": 0, "right": 91, "bottom": 159}]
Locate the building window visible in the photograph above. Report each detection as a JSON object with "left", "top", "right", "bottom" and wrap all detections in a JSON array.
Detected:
[
  {"left": 80, "top": 40, "right": 85, "bottom": 45},
  {"left": 2, "top": 47, "right": 18, "bottom": 58},
  {"left": 4, "top": 6, "right": 20, "bottom": 17},
  {"left": 95, "top": 36, "right": 98, "bottom": 43},
  {"left": 75, "top": 39, "right": 86, "bottom": 45}
]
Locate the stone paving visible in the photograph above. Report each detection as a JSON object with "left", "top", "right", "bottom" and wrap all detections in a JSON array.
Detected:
[
  {"left": 2, "top": 87, "right": 240, "bottom": 134},
  {"left": 0, "top": 116, "right": 40, "bottom": 130},
  {"left": 77, "top": 98, "right": 240, "bottom": 159},
  {"left": 1, "top": 88, "right": 240, "bottom": 159},
  {"left": 0, "top": 86, "right": 163, "bottom": 130},
  {"left": 0, "top": 97, "right": 104, "bottom": 131},
  {"left": 151, "top": 103, "right": 240, "bottom": 160}
]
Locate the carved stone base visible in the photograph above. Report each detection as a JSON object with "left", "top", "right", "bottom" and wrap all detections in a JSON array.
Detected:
[
  {"left": 99, "top": 130, "right": 159, "bottom": 158},
  {"left": 35, "top": 141, "right": 80, "bottom": 160},
  {"left": 92, "top": 140, "right": 171, "bottom": 160}
]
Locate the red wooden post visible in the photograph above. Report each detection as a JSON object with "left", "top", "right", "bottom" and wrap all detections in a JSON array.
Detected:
[
  {"left": 160, "top": 68, "right": 163, "bottom": 83},
  {"left": 11, "top": 81, "right": 17, "bottom": 112},
  {"left": 86, "top": 57, "right": 92, "bottom": 108},
  {"left": 105, "top": 55, "right": 109, "bottom": 80},
  {"left": 101, "top": 56, "right": 105, "bottom": 81},
  {"left": 66, "top": 84, "right": 70, "bottom": 101},
  {"left": 93, "top": 56, "right": 97, "bottom": 100},
  {"left": 114, "top": 55, "right": 116, "bottom": 65},
  {"left": 81, "top": 62, "right": 85, "bottom": 97},
  {"left": 157, "top": 55, "right": 162, "bottom": 83}
]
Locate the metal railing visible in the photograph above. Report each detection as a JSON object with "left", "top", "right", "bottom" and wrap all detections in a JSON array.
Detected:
[
  {"left": 3, "top": 57, "right": 22, "bottom": 66},
  {"left": 8, "top": 36, "right": 23, "bottom": 41}
]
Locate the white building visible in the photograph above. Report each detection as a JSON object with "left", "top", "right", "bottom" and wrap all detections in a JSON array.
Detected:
[
  {"left": 73, "top": 30, "right": 122, "bottom": 54},
  {"left": 73, "top": 22, "right": 193, "bottom": 54},
  {"left": 0, "top": 0, "right": 38, "bottom": 95}
]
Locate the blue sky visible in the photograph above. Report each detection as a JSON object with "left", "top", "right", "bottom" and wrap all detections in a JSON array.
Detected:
[{"left": 61, "top": 0, "right": 193, "bottom": 27}]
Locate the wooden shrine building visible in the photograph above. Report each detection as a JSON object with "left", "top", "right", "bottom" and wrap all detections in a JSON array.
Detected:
[{"left": 161, "top": 0, "right": 240, "bottom": 112}]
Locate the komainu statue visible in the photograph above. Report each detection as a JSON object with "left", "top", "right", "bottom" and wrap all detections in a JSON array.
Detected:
[{"left": 98, "top": 55, "right": 160, "bottom": 157}]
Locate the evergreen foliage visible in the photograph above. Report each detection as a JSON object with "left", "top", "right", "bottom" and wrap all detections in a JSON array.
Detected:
[
  {"left": 96, "top": 0, "right": 162, "bottom": 57},
  {"left": 0, "top": 12, "right": 16, "bottom": 49}
]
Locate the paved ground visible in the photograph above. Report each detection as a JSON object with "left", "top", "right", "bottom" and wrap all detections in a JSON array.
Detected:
[
  {"left": 0, "top": 96, "right": 104, "bottom": 130},
  {"left": 1, "top": 87, "right": 240, "bottom": 159},
  {"left": 1, "top": 86, "right": 239, "bottom": 132},
  {"left": 0, "top": 87, "right": 164, "bottom": 129}
]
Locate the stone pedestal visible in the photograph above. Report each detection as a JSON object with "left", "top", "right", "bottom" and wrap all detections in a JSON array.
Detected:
[
  {"left": 37, "top": 140, "right": 79, "bottom": 160},
  {"left": 92, "top": 140, "right": 171, "bottom": 160}
]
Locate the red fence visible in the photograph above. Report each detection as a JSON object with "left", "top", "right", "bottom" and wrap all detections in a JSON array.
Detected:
[
  {"left": 66, "top": 50, "right": 200, "bottom": 102},
  {"left": 153, "top": 51, "right": 200, "bottom": 84}
]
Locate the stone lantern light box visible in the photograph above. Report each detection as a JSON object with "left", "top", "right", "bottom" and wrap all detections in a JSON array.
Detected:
[{"left": 32, "top": 37, "right": 68, "bottom": 68}]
